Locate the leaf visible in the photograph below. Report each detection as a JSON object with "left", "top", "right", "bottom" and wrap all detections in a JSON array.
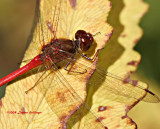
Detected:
[
  {"left": 0, "top": 0, "right": 113, "bottom": 128},
  {"left": 129, "top": 74, "right": 160, "bottom": 129},
  {"left": 68, "top": 0, "right": 153, "bottom": 129},
  {"left": 68, "top": 0, "right": 151, "bottom": 129}
]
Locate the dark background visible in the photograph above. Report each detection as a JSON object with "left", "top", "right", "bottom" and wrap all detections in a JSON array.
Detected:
[
  {"left": 0, "top": 0, "right": 36, "bottom": 98},
  {"left": 135, "top": 0, "right": 160, "bottom": 86}
]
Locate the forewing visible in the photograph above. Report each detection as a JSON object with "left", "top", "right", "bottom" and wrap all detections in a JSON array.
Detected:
[
  {"left": 31, "top": 55, "right": 108, "bottom": 128},
  {"left": 66, "top": 58, "right": 160, "bottom": 103},
  {"left": 21, "top": 0, "right": 113, "bottom": 128}
]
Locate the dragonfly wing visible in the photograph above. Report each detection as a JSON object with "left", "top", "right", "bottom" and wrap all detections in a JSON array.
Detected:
[
  {"left": 39, "top": 0, "right": 62, "bottom": 40},
  {"left": 35, "top": 57, "right": 106, "bottom": 128},
  {"left": 94, "top": 69, "right": 160, "bottom": 103},
  {"left": 63, "top": 57, "right": 160, "bottom": 103}
]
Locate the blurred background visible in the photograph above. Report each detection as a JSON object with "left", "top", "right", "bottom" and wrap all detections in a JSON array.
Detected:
[
  {"left": 130, "top": 0, "right": 160, "bottom": 128},
  {"left": 0, "top": 0, "right": 36, "bottom": 97},
  {"left": 0, "top": 0, "right": 159, "bottom": 129}
]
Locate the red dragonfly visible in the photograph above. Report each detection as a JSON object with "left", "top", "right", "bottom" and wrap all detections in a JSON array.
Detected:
[{"left": 0, "top": 0, "right": 159, "bottom": 128}]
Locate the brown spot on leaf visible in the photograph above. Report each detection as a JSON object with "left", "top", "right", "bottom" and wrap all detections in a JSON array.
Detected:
[
  {"left": 122, "top": 115, "right": 136, "bottom": 127},
  {"left": 121, "top": 115, "right": 127, "bottom": 119},
  {"left": 98, "top": 106, "right": 107, "bottom": 112},
  {"left": 69, "top": 0, "right": 77, "bottom": 9},
  {"left": 105, "top": 127, "right": 108, "bottom": 129},
  {"left": 109, "top": 1, "right": 112, "bottom": 7},
  {"left": 127, "top": 61, "right": 139, "bottom": 66},
  {"left": 123, "top": 76, "right": 130, "bottom": 84},
  {"left": 121, "top": 34, "right": 126, "bottom": 37},
  {"left": 126, "top": 118, "right": 135, "bottom": 126},
  {"left": 131, "top": 80, "right": 138, "bottom": 86},
  {"left": 134, "top": 38, "right": 140, "bottom": 44},
  {"left": 105, "top": 30, "right": 113, "bottom": 42},
  {"left": 56, "top": 92, "right": 66, "bottom": 102},
  {"left": 98, "top": 106, "right": 112, "bottom": 112},
  {"left": 95, "top": 117, "right": 105, "bottom": 122}
]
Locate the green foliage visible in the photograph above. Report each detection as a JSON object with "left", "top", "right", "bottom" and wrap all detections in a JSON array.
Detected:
[{"left": 135, "top": 0, "right": 160, "bottom": 86}]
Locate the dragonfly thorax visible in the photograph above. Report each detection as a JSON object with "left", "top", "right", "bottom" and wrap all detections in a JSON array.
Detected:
[
  {"left": 39, "top": 30, "right": 94, "bottom": 64},
  {"left": 40, "top": 39, "right": 76, "bottom": 63}
]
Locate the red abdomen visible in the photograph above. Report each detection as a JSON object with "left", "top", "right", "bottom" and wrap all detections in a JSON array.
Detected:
[{"left": 0, "top": 55, "right": 42, "bottom": 87}]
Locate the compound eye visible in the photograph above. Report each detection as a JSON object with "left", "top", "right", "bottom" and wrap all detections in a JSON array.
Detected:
[
  {"left": 75, "top": 30, "right": 87, "bottom": 39},
  {"left": 80, "top": 35, "right": 91, "bottom": 52},
  {"left": 87, "top": 33, "right": 93, "bottom": 43}
]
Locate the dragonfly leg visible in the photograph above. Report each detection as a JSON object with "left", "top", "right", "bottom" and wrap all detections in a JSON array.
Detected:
[
  {"left": 25, "top": 70, "right": 47, "bottom": 94},
  {"left": 64, "top": 58, "right": 87, "bottom": 74},
  {"left": 76, "top": 49, "right": 101, "bottom": 61}
]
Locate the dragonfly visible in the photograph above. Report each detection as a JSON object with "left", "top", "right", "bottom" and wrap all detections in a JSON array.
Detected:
[{"left": 0, "top": 0, "right": 159, "bottom": 128}]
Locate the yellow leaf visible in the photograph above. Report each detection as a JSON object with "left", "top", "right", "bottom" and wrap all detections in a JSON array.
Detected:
[
  {"left": 69, "top": 0, "right": 159, "bottom": 129},
  {"left": 0, "top": 0, "right": 112, "bottom": 128}
]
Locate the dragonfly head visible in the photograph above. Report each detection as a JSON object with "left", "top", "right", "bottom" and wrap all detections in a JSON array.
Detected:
[{"left": 75, "top": 30, "right": 93, "bottom": 52}]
